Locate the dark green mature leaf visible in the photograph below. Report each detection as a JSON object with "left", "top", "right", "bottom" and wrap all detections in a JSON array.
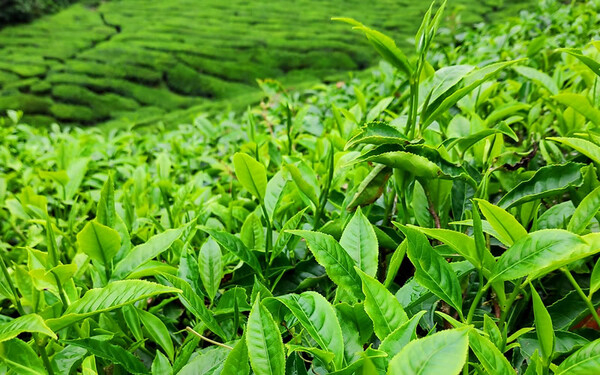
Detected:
[
  {"left": 531, "top": 285, "right": 554, "bottom": 365},
  {"left": 0, "top": 314, "right": 56, "bottom": 342},
  {"left": 289, "top": 230, "right": 363, "bottom": 301},
  {"left": 112, "top": 225, "right": 187, "bottom": 279},
  {"left": 555, "top": 339, "right": 600, "bottom": 375},
  {"left": 276, "top": 292, "right": 344, "bottom": 369},
  {"left": 247, "top": 297, "right": 285, "bottom": 375},
  {"left": 234, "top": 152, "right": 268, "bottom": 202},
  {"left": 347, "top": 164, "right": 392, "bottom": 211},
  {"left": 77, "top": 220, "right": 121, "bottom": 267},
  {"left": 568, "top": 186, "right": 600, "bottom": 234},
  {"left": 340, "top": 207, "right": 378, "bottom": 277},
  {"left": 201, "top": 227, "right": 263, "bottom": 277},
  {"left": 491, "top": 230, "right": 591, "bottom": 282},
  {"left": 398, "top": 224, "right": 463, "bottom": 317},
  {"left": 388, "top": 328, "right": 469, "bottom": 375},
  {"left": 156, "top": 273, "right": 227, "bottom": 340},
  {"left": 355, "top": 267, "right": 408, "bottom": 341},
  {"left": 498, "top": 163, "right": 584, "bottom": 208},
  {"left": 51, "top": 345, "right": 88, "bottom": 375},
  {"left": 272, "top": 208, "right": 306, "bottom": 262},
  {"left": 468, "top": 330, "right": 515, "bottom": 375},
  {"left": 0, "top": 338, "right": 46, "bottom": 375},
  {"left": 64, "top": 337, "right": 149, "bottom": 374},
  {"left": 46, "top": 280, "right": 180, "bottom": 331}
]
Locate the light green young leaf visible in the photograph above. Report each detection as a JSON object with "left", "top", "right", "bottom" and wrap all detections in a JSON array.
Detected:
[
  {"left": 387, "top": 328, "right": 469, "bottom": 375},
  {"left": 531, "top": 285, "right": 554, "bottom": 365},
  {"left": 289, "top": 230, "right": 363, "bottom": 301},
  {"left": 247, "top": 298, "right": 285, "bottom": 375},
  {"left": 222, "top": 336, "right": 250, "bottom": 375},
  {"left": 367, "top": 97, "right": 394, "bottom": 122},
  {"left": 398, "top": 224, "right": 463, "bottom": 317},
  {"left": 344, "top": 122, "right": 407, "bottom": 150},
  {"left": 468, "top": 330, "right": 515, "bottom": 375},
  {"left": 491, "top": 230, "right": 591, "bottom": 282},
  {"left": 549, "top": 137, "right": 600, "bottom": 165},
  {"left": 241, "top": 213, "right": 265, "bottom": 251},
  {"left": 276, "top": 292, "right": 344, "bottom": 369},
  {"left": 46, "top": 280, "right": 180, "bottom": 331},
  {"left": 355, "top": 267, "right": 407, "bottom": 341},
  {"left": 112, "top": 225, "right": 186, "bottom": 279},
  {"left": 0, "top": 314, "right": 56, "bottom": 342},
  {"left": 97, "top": 174, "right": 116, "bottom": 228},
  {"left": 379, "top": 310, "right": 426, "bottom": 359},
  {"left": 513, "top": 65, "right": 558, "bottom": 95},
  {"left": 559, "top": 48, "right": 600, "bottom": 77},
  {"left": 77, "top": 220, "right": 121, "bottom": 267},
  {"left": 553, "top": 93, "right": 600, "bottom": 126},
  {"left": 271, "top": 208, "right": 305, "bottom": 262},
  {"left": 137, "top": 308, "right": 175, "bottom": 362},
  {"left": 151, "top": 351, "right": 173, "bottom": 375},
  {"left": 340, "top": 207, "right": 378, "bottom": 277},
  {"left": 475, "top": 199, "right": 527, "bottom": 247},
  {"left": 199, "top": 238, "right": 223, "bottom": 301},
  {"left": 233, "top": 152, "right": 268, "bottom": 202},
  {"left": 568, "top": 186, "right": 600, "bottom": 234},
  {"left": 200, "top": 227, "right": 262, "bottom": 277}
]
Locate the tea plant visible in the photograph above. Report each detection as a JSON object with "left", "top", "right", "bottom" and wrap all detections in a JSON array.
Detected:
[{"left": 1, "top": 0, "right": 600, "bottom": 374}]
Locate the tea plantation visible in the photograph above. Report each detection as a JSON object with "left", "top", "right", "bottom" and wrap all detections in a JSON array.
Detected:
[{"left": 0, "top": 0, "right": 532, "bottom": 127}]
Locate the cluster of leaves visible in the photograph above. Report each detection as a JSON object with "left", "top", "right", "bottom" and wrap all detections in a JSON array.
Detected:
[{"left": 1, "top": 0, "right": 600, "bottom": 373}]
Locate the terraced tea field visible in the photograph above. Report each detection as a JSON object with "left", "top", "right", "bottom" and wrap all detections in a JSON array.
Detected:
[{"left": 0, "top": 0, "right": 532, "bottom": 127}]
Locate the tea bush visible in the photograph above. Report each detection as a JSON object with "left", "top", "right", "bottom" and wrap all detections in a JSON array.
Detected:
[{"left": 1, "top": 0, "right": 600, "bottom": 374}]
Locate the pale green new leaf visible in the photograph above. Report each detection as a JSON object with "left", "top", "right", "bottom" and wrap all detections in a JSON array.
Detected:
[
  {"left": 247, "top": 298, "right": 285, "bottom": 375},
  {"left": 468, "top": 330, "right": 515, "bottom": 375},
  {"left": 46, "top": 280, "right": 180, "bottom": 331},
  {"left": 356, "top": 267, "right": 407, "bottom": 341},
  {"left": 112, "top": 226, "right": 186, "bottom": 279},
  {"left": 199, "top": 238, "right": 222, "bottom": 301},
  {"left": 137, "top": 309, "right": 174, "bottom": 362},
  {"left": 531, "top": 285, "right": 554, "bottom": 365},
  {"left": 379, "top": 311, "right": 426, "bottom": 359},
  {"left": 549, "top": 137, "right": 600, "bottom": 165},
  {"left": 276, "top": 291, "right": 344, "bottom": 369},
  {"left": 387, "top": 328, "right": 469, "bottom": 375},
  {"left": 340, "top": 207, "right": 378, "bottom": 277},
  {"left": 77, "top": 220, "right": 121, "bottom": 267},
  {"left": 568, "top": 186, "right": 600, "bottom": 234},
  {"left": 0, "top": 314, "right": 56, "bottom": 342},
  {"left": 475, "top": 199, "right": 527, "bottom": 246},
  {"left": 399, "top": 225, "right": 463, "bottom": 317},
  {"left": 222, "top": 336, "right": 250, "bottom": 375},
  {"left": 233, "top": 152, "right": 268, "bottom": 202},
  {"left": 290, "top": 230, "right": 363, "bottom": 301}
]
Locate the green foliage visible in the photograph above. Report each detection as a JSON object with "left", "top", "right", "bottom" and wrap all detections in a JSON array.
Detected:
[{"left": 1, "top": 0, "right": 600, "bottom": 373}]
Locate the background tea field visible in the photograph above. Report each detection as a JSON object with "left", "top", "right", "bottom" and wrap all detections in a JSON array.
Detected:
[{"left": 0, "top": 0, "right": 532, "bottom": 127}]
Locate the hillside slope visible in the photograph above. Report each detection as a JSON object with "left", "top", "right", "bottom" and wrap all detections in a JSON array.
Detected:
[{"left": 0, "top": 0, "right": 532, "bottom": 127}]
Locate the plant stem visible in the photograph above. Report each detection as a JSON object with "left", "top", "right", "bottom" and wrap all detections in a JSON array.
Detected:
[
  {"left": 466, "top": 273, "right": 487, "bottom": 324},
  {"left": 0, "top": 253, "right": 25, "bottom": 315},
  {"left": 499, "top": 280, "right": 523, "bottom": 327},
  {"left": 35, "top": 335, "right": 55, "bottom": 375},
  {"left": 185, "top": 327, "right": 233, "bottom": 350},
  {"left": 562, "top": 268, "right": 600, "bottom": 328}
]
